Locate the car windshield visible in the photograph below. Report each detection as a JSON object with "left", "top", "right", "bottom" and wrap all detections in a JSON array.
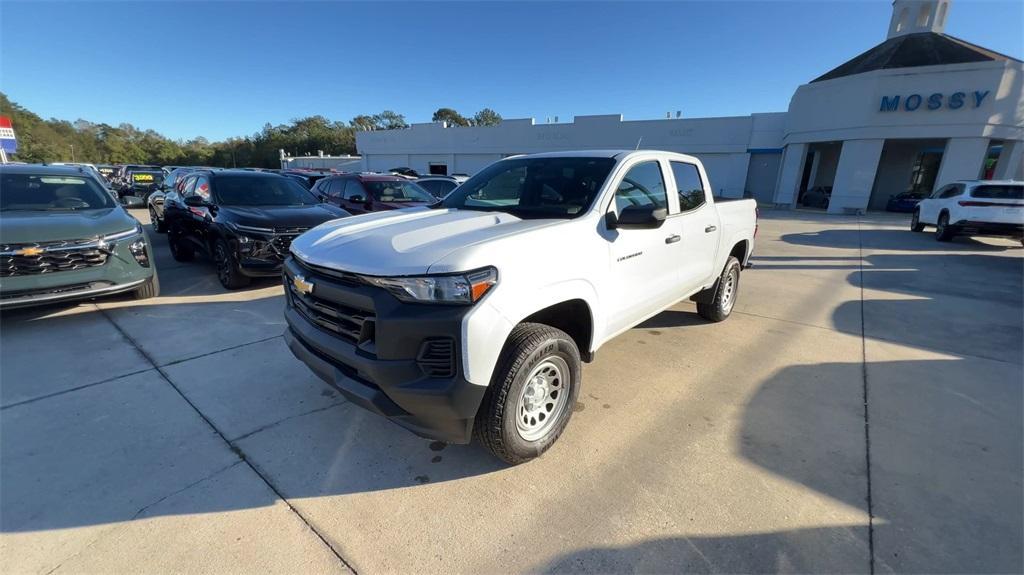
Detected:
[
  {"left": 972, "top": 185, "right": 1023, "bottom": 200},
  {"left": 364, "top": 181, "right": 435, "bottom": 203},
  {"left": 441, "top": 156, "right": 617, "bottom": 219},
  {"left": 213, "top": 175, "right": 320, "bottom": 206},
  {"left": 0, "top": 173, "right": 116, "bottom": 211},
  {"left": 129, "top": 171, "right": 164, "bottom": 187}
]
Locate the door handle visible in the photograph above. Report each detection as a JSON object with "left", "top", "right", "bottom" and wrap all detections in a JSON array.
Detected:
[
  {"left": 705, "top": 225, "right": 717, "bottom": 233},
  {"left": 665, "top": 234, "right": 681, "bottom": 244}
]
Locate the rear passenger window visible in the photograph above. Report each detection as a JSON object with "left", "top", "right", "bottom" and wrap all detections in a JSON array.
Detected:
[
  {"left": 939, "top": 185, "right": 963, "bottom": 199},
  {"left": 670, "top": 162, "right": 706, "bottom": 211},
  {"left": 615, "top": 161, "right": 667, "bottom": 213}
]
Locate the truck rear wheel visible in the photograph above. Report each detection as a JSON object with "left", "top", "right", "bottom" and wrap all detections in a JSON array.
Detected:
[
  {"left": 697, "top": 256, "right": 741, "bottom": 323},
  {"left": 474, "top": 322, "right": 581, "bottom": 464}
]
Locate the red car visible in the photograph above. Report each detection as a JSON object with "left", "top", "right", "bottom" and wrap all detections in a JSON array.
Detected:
[{"left": 314, "top": 173, "right": 436, "bottom": 214}]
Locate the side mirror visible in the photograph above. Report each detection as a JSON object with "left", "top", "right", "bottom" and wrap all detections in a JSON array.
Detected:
[
  {"left": 120, "top": 196, "right": 145, "bottom": 208},
  {"left": 183, "top": 195, "right": 208, "bottom": 207},
  {"left": 349, "top": 195, "right": 364, "bottom": 202},
  {"left": 607, "top": 205, "right": 667, "bottom": 230}
]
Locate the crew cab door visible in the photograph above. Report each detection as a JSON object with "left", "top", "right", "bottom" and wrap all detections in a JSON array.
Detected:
[
  {"left": 603, "top": 159, "right": 682, "bottom": 334},
  {"left": 667, "top": 160, "right": 719, "bottom": 293}
]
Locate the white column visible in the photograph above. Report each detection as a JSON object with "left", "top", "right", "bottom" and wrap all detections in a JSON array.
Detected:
[
  {"left": 828, "top": 139, "right": 885, "bottom": 214},
  {"left": 993, "top": 140, "right": 1023, "bottom": 180},
  {"left": 934, "top": 137, "right": 989, "bottom": 189},
  {"left": 774, "top": 142, "right": 808, "bottom": 207}
]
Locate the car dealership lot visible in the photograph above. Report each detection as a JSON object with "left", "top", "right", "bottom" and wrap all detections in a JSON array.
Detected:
[{"left": 2, "top": 210, "right": 1020, "bottom": 574}]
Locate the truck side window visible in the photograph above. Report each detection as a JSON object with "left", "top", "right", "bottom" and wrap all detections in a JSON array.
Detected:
[
  {"left": 615, "top": 161, "right": 667, "bottom": 213},
  {"left": 670, "top": 161, "right": 706, "bottom": 211}
]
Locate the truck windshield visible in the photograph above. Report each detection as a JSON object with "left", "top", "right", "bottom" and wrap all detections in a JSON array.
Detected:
[
  {"left": 213, "top": 176, "right": 320, "bottom": 206},
  {"left": 0, "top": 173, "right": 115, "bottom": 211},
  {"left": 441, "top": 157, "right": 616, "bottom": 219}
]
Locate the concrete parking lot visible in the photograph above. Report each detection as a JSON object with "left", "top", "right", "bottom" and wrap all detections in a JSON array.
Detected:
[{"left": 1, "top": 209, "right": 1021, "bottom": 574}]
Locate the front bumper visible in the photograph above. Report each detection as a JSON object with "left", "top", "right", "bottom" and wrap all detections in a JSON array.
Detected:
[
  {"left": 1, "top": 233, "right": 156, "bottom": 309},
  {"left": 0, "top": 278, "right": 148, "bottom": 309},
  {"left": 282, "top": 257, "right": 487, "bottom": 443}
]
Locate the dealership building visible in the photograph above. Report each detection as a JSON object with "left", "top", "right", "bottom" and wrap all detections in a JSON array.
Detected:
[{"left": 355, "top": 0, "right": 1022, "bottom": 213}]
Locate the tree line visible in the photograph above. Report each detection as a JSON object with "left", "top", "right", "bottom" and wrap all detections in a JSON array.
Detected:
[{"left": 0, "top": 93, "right": 502, "bottom": 168}]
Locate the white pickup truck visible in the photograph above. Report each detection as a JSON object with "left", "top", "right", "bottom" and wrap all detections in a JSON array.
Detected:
[{"left": 284, "top": 150, "right": 757, "bottom": 463}]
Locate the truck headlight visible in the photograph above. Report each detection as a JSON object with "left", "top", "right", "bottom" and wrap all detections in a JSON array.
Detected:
[{"left": 364, "top": 267, "right": 497, "bottom": 304}]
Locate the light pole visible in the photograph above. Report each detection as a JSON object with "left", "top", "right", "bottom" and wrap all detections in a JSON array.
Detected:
[{"left": 69, "top": 144, "right": 75, "bottom": 162}]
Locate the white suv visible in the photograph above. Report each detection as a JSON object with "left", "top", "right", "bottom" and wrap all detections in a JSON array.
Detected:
[{"left": 912, "top": 180, "right": 1024, "bottom": 243}]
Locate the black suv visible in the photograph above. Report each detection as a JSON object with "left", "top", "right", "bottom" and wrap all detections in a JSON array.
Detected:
[{"left": 162, "top": 170, "right": 349, "bottom": 289}]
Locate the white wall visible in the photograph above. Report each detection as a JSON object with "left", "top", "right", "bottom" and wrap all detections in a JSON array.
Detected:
[
  {"left": 784, "top": 61, "right": 1023, "bottom": 144},
  {"left": 356, "top": 112, "right": 787, "bottom": 197},
  {"left": 829, "top": 139, "right": 885, "bottom": 213}
]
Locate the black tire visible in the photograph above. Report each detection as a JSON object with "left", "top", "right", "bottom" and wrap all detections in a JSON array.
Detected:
[
  {"left": 935, "top": 212, "right": 955, "bottom": 242},
  {"left": 697, "top": 256, "right": 741, "bottom": 323},
  {"left": 150, "top": 208, "right": 167, "bottom": 233},
  {"left": 168, "top": 226, "right": 195, "bottom": 261},
  {"left": 213, "top": 238, "right": 250, "bottom": 289},
  {"left": 910, "top": 209, "right": 925, "bottom": 232},
  {"left": 474, "top": 323, "right": 581, "bottom": 465},
  {"left": 133, "top": 273, "right": 160, "bottom": 300}
]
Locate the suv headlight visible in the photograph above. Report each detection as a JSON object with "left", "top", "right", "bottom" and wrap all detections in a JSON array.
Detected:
[{"left": 364, "top": 267, "right": 497, "bottom": 304}]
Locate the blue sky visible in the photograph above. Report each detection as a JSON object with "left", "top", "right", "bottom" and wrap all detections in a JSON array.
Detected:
[{"left": 2, "top": 1, "right": 1020, "bottom": 141}]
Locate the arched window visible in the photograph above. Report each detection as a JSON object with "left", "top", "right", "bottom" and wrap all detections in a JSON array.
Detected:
[{"left": 916, "top": 4, "right": 931, "bottom": 27}]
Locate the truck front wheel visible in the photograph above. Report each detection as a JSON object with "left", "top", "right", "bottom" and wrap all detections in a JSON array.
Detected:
[
  {"left": 697, "top": 256, "right": 741, "bottom": 322},
  {"left": 474, "top": 323, "right": 581, "bottom": 464}
]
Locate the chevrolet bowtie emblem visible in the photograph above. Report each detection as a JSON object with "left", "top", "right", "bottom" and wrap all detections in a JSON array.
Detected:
[
  {"left": 15, "top": 247, "right": 44, "bottom": 256},
  {"left": 292, "top": 274, "right": 314, "bottom": 295}
]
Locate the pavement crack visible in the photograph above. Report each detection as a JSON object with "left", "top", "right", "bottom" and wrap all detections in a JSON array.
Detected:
[
  {"left": 856, "top": 217, "right": 877, "bottom": 575},
  {"left": 132, "top": 460, "right": 244, "bottom": 520},
  {"left": 158, "top": 333, "right": 284, "bottom": 367},
  {"left": 0, "top": 367, "right": 155, "bottom": 411},
  {"left": 94, "top": 305, "right": 359, "bottom": 575},
  {"left": 231, "top": 400, "right": 349, "bottom": 443}
]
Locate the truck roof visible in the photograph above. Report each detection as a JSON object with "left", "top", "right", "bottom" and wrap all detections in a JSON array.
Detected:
[{"left": 508, "top": 149, "right": 702, "bottom": 163}]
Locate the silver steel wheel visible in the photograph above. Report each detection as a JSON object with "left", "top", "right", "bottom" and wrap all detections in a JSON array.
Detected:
[
  {"left": 721, "top": 267, "right": 738, "bottom": 314},
  {"left": 515, "top": 357, "right": 570, "bottom": 441}
]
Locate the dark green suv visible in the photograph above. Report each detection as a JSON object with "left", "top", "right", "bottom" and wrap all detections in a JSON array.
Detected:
[{"left": 0, "top": 165, "right": 159, "bottom": 309}]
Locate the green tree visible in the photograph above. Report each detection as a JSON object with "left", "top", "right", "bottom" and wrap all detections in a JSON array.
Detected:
[
  {"left": 373, "top": 110, "right": 408, "bottom": 130},
  {"left": 473, "top": 108, "right": 503, "bottom": 126},
  {"left": 432, "top": 107, "right": 470, "bottom": 127}
]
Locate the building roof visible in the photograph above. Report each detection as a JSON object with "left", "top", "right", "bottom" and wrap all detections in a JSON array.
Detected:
[{"left": 812, "top": 32, "right": 1020, "bottom": 83}]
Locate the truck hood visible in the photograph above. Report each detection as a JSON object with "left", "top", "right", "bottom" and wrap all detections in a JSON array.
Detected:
[
  {"left": 290, "top": 208, "right": 560, "bottom": 276},
  {"left": 0, "top": 208, "right": 137, "bottom": 245},
  {"left": 218, "top": 204, "right": 348, "bottom": 230}
]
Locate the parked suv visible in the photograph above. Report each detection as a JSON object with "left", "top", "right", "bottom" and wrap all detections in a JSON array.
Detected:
[
  {"left": 316, "top": 174, "right": 435, "bottom": 214},
  {"left": 912, "top": 180, "right": 1024, "bottom": 243},
  {"left": 118, "top": 167, "right": 165, "bottom": 202},
  {"left": 0, "top": 164, "right": 158, "bottom": 308},
  {"left": 161, "top": 170, "right": 349, "bottom": 288}
]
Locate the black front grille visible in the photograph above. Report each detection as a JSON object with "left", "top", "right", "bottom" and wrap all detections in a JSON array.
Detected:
[
  {"left": 289, "top": 284, "right": 375, "bottom": 345},
  {"left": 293, "top": 257, "right": 363, "bottom": 287},
  {"left": 417, "top": 338, "right": 455, "bottom": 378},
  {"left": 1, "top": 241, "right": 109, "bottom": 278}
]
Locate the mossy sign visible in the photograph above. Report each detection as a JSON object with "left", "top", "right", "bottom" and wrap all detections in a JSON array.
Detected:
[{"left": 879, "top": 90, "right": 990, "bottom": 112}]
